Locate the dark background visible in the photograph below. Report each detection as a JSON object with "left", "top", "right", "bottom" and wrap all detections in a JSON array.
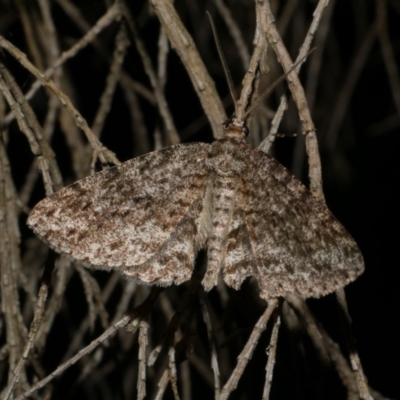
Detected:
[{"left": 0, "top": 0, "right": 399, "bottom": 399}]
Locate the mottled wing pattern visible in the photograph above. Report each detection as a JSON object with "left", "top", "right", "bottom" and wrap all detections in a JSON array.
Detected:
[
  {"left": 241, "top": 149, "right": 364, "bottom": 299},
  {"left": 123, "top": 182, "right": 212, "bottom": 285},
  {"left": 28, "top": 143, "right": 211, "bottom": 285}
]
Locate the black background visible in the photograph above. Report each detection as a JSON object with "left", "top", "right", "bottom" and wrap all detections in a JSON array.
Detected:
[{"left": 1, "top": 0, "right": 399, "bottom": 399}]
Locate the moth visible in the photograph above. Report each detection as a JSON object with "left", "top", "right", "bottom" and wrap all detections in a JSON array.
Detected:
[
  {"left": 28, "top": 114, "right": 364, "bottom": 300},
  {"left": 28, "top": 16, "right": 364, "bottom": 299}
]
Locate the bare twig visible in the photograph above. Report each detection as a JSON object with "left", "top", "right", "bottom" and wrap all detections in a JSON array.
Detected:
[
  {"left": 137, "top": 320, "right": 149, "bottom": 400},
  {"left": 336, "top": 289, "right": 371, "bottom": 400},
  {"left": 291, "top": 0, "right": 336, "bottom": 177},
  {"left": 285, "top": 294, "right": 330, "bottom": 365},
  {"left": 157, "top": 27, "right": 170, "bottom": 91},
  {"left": 219, "top": 298, "right": 279, "bottom": 400},
  {"left": 235, "top": 17, "right": 265, "bottom": 123},
  {"left": 0, "top": 140, "right": 27, "bottom": 399},
  {"left": 14, "top": 287, "right": 162, "bottom": 400},
  {"left": 0, "top": 62, "right": 60, "bottom": 195},
  {"left": 148, "top": 273, "right": 202, "bottom": 367},
  {"left": 150, "top": 0, "right": 227, "bottom": 138},
  {"left": 14, "top": 314, "right": 133, "bottom": 400},
  {"left": 257, "top": 0, "right": 328, "bottom": 201},
  {"left": 207, "top": 11, "right": 238, "bottom": 117},
  {"left": 154, "top": 367, "right": 170, "bottom": 400},
  {"left": 213, "top": 0, "right": 250, "bottom": 69},
  {"left": 262, "top": 310, "right": 281, "bottom": 400},
  {"left": 376, "top": 0, "right": 400, "bottom": 118},
  {"left": 168, "top": 339, "right": 180, "bottom": 400},
  {"left": 91, "top": 25, "right": 130, "bottom": 138},
  {"left": 35, "top": 257, "right": 70, "bottom": 353},
  {"left": 2, "top": 251, "right": 55, "bottom": 400},
  {"left": 4, "top": 3, "right": 122, "bottom": 126},
  {"left": 0, "top": 35, "right": 119, "bottom": 167},
  {"left": 121, "top": 3, "right": 180, "bottom": 145},
  {"left": 199, "top": 289, "right": 221, "bottom": 397}
]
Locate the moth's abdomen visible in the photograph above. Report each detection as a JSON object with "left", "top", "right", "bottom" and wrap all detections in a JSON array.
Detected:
[{"left": 202, "top": 176, "right": 237, "bottom": 290}]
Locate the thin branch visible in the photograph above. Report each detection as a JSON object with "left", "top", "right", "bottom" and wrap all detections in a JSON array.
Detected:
[
  {"left": 150, "top": 0, "right": 227, "bottom": 138},
  {"left": 257, "top": 0, "right": 329, "bottom": 201},
  {"left": 2, "top": 252, "right": 55, "bottom": 400},
  {"left": 137, "top": 320, "right": 149, "bottom": 400},
  {"left": 121, "top": 3, "right": 180, "bottom": 145},
  {"left": 0, "top": 62, "right": 60, "bottom": 195},
  {"left": 219, "top": 298, "right": 279, "bottom": 400},
  {"left": 207, "top": 11, "right": 238, "bottom": 117},
  {"left": 14, "top": 287, "right": 162, "bottom": 400},
  {"left": 91, "top": 25, "right": 130, "bottom": 138},
  {"left": 148, "top": 273, "right": 202, "bottom": 367},
  {"left": 285, "top": 294, "right": 330, "bottom": 365},
  {"left": 213, "top": 0, "right": 250, "bottom": 69},
  {"left": 199, "top": 289, "right": 221, "bottom": 397},
  {"left": 262, "top": 310, "right": 281, "bottom": 400},
  {"left": 34, "top": 257, "right": 70, "bottom": 353},
  {"left": 376, "top": 0, "right": 400, "bottom": 118},
  {"left": 168, "top": 339, "right": 180, "bottom": 400},
  {"left": 0, "top": 35, "right": 119, "bottom": 167},
  {"left": 4, "top": 2, "right": 122, "bottom": 126},
  {"left": 336, "top": 289, "right": 371, "bottom": 400},
  {"left": 0, "top": 140, "right": 28, "bottom": 399}
]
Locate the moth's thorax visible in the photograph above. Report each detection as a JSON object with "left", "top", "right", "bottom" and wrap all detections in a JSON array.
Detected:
[{"left": 207, "top": 135, "right": 250, "bottom": 177}]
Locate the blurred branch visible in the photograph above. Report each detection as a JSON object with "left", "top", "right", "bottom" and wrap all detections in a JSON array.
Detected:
[{"left": 150, "top": 0, "right": 227, "bottom": 138}]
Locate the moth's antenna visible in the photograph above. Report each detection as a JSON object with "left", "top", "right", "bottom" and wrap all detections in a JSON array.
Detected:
[
  {"left": 244, "top": 48, "right": 316, "bottom": 118},
  {"left": 206, "top": 11, "right": 238, "bottom": 117}
]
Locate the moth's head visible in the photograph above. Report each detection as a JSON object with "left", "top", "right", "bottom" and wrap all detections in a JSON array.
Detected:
[{"left": 221, "top": 117, "right": 249, "bottom": 140}]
